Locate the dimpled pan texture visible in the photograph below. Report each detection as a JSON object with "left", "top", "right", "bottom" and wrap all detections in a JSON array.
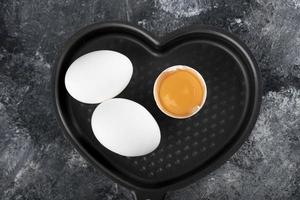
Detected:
[{"left": 52, "top": 23, "right": 262, "bottom": 200}]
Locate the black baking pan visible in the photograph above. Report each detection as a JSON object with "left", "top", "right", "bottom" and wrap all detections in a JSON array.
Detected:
[{"left": 52, "top": 22, "right": 262, "bottom": 199}]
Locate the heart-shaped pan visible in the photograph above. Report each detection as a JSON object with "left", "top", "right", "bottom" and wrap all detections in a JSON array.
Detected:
[{"left": 52, "top": 23, "right": 262, "bottom": 199}]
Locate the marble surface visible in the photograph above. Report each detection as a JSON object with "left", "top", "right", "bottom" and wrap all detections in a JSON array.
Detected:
[{"left": 0, "top": 0, "right": 299, "bottom": 199}]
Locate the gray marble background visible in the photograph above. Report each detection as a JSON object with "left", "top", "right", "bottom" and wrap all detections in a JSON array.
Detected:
[{"left": 0, "top": 0, "right": 299, "bottom": 199}]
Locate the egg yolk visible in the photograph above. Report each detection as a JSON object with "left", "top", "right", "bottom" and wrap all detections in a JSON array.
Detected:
[{"left": 157, "top": 69, "right": 204, "bottom": 117}]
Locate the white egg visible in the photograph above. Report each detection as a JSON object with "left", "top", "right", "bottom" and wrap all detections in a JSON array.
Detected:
[
  {"left": 65, "top": 50, "right": 133, "bottom": 104},
  {"left": 91, "top": 98, "right": 161, "bottom": 157}
]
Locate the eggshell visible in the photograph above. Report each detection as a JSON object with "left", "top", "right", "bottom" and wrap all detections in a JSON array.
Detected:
[
  {"left": 91, "top": 98, "right": 161, "bottom": 157},
  {"left": 65, "top": 50, "right": 133, "bottom": 104}
]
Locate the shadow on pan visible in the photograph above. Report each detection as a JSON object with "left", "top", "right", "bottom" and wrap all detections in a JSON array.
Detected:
[{"left": 52, "top": 22, "right": 262, "bottom": 200}]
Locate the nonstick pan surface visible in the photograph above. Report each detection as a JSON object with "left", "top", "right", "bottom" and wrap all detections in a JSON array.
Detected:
[{"left": 52, "top": 23, "right": 262, "bottom": 199}]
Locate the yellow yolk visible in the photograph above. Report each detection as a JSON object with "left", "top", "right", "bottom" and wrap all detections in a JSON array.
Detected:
[{"left": 157, "top": 69, "right": 204, "bottom": 117}]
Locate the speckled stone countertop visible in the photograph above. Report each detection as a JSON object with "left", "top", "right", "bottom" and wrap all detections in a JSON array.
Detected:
[{"left": 0, "top": 0, "right": 299, "bottom": 199}]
